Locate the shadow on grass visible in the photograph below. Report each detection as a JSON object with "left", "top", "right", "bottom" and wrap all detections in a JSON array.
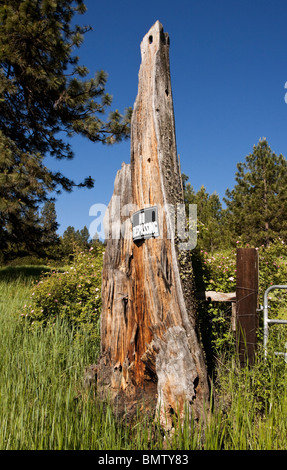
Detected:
[{"left": 0, "top": 265, "right": 56, "bottom": 282}]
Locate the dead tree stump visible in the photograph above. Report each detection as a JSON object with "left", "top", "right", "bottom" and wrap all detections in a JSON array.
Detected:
[{"left": 96, "top": 21, "right": 209, "bottom": 428}]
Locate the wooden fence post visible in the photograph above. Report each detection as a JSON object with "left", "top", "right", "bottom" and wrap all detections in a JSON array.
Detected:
[{"left": 236, "top": 248, "right": 259, "bottom": 366}]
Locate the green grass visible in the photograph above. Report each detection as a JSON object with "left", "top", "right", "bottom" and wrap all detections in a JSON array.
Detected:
[
  {"left": 0, "top": 267, "right": 162, "bottom": 450},
  {"left": 1, "top": 266, "right": 287, "bottom": 450}
]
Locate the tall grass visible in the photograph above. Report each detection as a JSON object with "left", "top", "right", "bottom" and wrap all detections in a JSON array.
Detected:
[
  {"left": 0, "top": 268, "right": 160, "bottom": 450},
  {"left": 1, "top": 267, "right": 287, "bottom": 449}
]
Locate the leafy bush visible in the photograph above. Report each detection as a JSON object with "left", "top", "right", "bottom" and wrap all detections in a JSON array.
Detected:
[
  {"left": 193, "top": 239, "right": 287, "bottom": 371},
  {"left": 192, "top": 248, "right": 237, "bottom": 372},
  {"left": 7, "top": 255, "right": 47, "bottom": 266},
  {"left": 257, "top": 239, "right": 287, "bottom": 317},
  {"left": 21, "top": 246, "right": 104, "bottom": 347}
]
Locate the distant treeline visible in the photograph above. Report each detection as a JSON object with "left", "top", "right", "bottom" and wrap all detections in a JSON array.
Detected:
[{"left": 183, "top": 139, "right": 287, "bottom": 253}]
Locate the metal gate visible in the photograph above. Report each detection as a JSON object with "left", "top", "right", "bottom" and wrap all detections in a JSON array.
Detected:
[{"left": 263, "top": 285, "right": 287, "bottom": 359}]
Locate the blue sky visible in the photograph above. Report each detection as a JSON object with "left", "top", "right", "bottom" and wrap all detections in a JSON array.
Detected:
[{"left": 48, "top": 0, "right": 287, "bottom": 236}]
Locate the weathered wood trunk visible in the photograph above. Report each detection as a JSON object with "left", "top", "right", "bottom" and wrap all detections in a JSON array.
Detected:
[{"left": 96, "top": 21, "right": 209, "bottom": 428}]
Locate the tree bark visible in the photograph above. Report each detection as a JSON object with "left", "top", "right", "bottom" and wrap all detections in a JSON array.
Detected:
[{"left": 96, "top": 21, "right": 209, "bottom": 428}]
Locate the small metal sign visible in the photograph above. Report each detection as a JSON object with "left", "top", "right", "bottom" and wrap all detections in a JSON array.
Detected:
[{"left": 132, "top": 206, "right": 160, "bottom": 241}]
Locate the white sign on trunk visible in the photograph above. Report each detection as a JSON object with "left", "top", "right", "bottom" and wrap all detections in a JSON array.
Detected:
[{"left": 132, "top": 206, "right": 160, "bottom": 241}]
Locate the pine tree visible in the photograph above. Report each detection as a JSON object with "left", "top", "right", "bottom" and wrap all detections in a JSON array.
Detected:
[
  {"left": 60, "top": 225, "right": 78, "bottom": 258},
  {"left": 224, "top": 139, "right": 287, "bottom": 246},
  {"left": 183, "top": 174, "right": 223, "bottom": 252},
  {"left": 39, "top": 200, "right": 59, "bottom": 252},
  {"left": 78, "top": 225, "right": 90, "bottom": 249},
  {"left": 59, "top": 224, "right": 91, "bottom": 260},
  {"left": 0, "top": 0, "right": 131, "bottom": 253},
  {"left": 4, "top": 205, "right": 43, "bottom": 259}
]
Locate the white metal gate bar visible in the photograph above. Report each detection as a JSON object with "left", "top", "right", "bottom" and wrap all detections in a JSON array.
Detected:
[{"left": 263, "top": 285, "right": 287, "bottom": 359}]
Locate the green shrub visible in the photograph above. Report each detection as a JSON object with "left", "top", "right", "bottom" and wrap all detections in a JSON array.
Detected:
[
  {"left": 192, "top": 248, "right": 237, "bottom": 371},
  {"left": 21, "top": 246, "right": 104, "bottom": 348},
  {"left": 7, "top": 255, "right": 46, "bottom": 266},
  {"left": 257, "top": 239, "right": 287, "bottom": 319},
  {"left": 193, "top": 239, "right": 287, "bottom": 371}
]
